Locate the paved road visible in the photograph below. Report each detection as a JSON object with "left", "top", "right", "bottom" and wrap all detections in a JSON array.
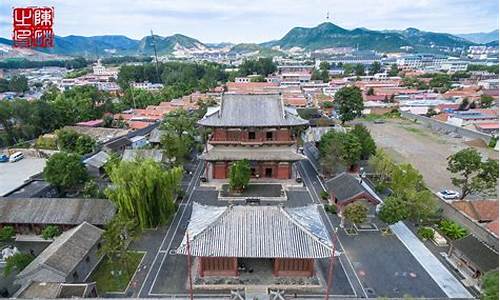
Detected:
[
  {"left": 132, "top": 159, "right": 204, "bottom": 298},
  {"left": 297, "top": 156, "right": 367, "bottom": 298},
  {"left": 299, "top": 143, "right": 472, "bottom": 299}
]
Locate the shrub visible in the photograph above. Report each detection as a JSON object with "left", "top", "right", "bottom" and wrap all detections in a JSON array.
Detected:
[
  {"left": 0, "top": 226, "right": 15, "bottom": 242},
  {"left": 3, "top": 253, "right": 34, "bottom": 276},
  {"left": 320, "top": 191, "right": 330, "bottom": 200},
  {"left": 439, "top": 219, "right": 468, "bottom": 240},
  {"left": 324, "top": 204, "right": 337, "bottom": 214},
  {"left": 41, "top": 225, "right": 61, "bottom": 240},
  {"left": 418, "top": 227, "right": 434, "bottom": 240},
  {"left": 35, "top": 135, "right": 57, "bottom": 150}
]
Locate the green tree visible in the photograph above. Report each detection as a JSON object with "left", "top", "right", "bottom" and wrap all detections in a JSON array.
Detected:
[
  {"left": 160, "top": 109, "right": 198, "bottom": 165},
  {"left": 351, "top": 124, "right": 376, "bottom": 160},
  {"left": 334, "top": 86, "right": 364, "bottom": 124},
  {"left": 343, "top": 203, "right": 368, "bottom": 225},
  {"left": 75, "top": 134, "right": 96, "bottom": 155},
  {"left": 378, "top": 196, "right": 409, "bottom": 225},
  {"left": 105, "top": 159, "right": 183, "bottom": 229},
  {"left": 339, "top": 133, "right": 362, "bottom": 170},
  {"left": 447, "top": 148, "right": 499, "bottom": 199},
  {"left": 3, "top": 253, "right": 34, "bottom": 276},
  {"left": 429, "top": 73, "right": 451, "bottom": 91},
  {"left": 354, "top": 64, "right": 365, "bottom": 76},
  {"left": 390, "top": 163, "right": 425, "bottom": 195},
  {"left": 229, "top": 159, "right": 251, "bottom": 192},
  {"left": 0, "top": 226, "right": 15, "bottom": 242},
  {"left": 318, "top": 131, "right": 362, "bottom": 173},
  {"left": 369, "top": 149, "right": 395, "bottom": 185},
  {"left": 8, "top": 75, "right": 29, "bottom": 93},
  {"left": 481, "top": 270, "right": 499, "bottom": 300},
  {"left": 41, "top": 225, "right": 61, "bottom": 240},
  {"left": 388, "top": 64, "right": 399, "bottom": 76},
  {"left": 319, "top": 61, "right": 330, "bottom": 71},
  {"left": 98, "top": 215, "right": 140, "bottom": 274},
  {"left": 342, "top": 64, "right": 354, "bottom": 76},
  {"left": 43, "top": 152, "right": 88, "bottom": 193},
  {"left": 81, "top": 179, "right": 102, "bottom": 198},
  {"left": 479, "top": 95, "right": 494, "bottom": 108},
  {"left": 369, "top": 62, "right": 382, "bottom": 75}
]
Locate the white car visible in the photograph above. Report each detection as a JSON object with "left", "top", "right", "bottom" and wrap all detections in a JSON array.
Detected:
[
  {"left": 437, "top": 190, "right": 460, "bottom": 200},
  {"left": 9, "top": 152, "right": 24, "bottom": 163}
]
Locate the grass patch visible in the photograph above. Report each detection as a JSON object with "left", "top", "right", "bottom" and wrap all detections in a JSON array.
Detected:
[
  {"left": 91, "top": 251, "right": 144, "bottom": 294},
  {"left": 401, "top": 126, "right": 428, "bottom": 137}
]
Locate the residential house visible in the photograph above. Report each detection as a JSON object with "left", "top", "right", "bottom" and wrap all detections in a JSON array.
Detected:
[
  {"left": 324, "top": 173, "right": 380, "bottom": 209},
  {"left": 14, "top": 222, "right": 104, "bottom": 296},
  {"left": 448, "top": 235, "right": 498, "bottom": 282},
  {"left": 0, "top": 198, "right": 115, "bottom": 234}
]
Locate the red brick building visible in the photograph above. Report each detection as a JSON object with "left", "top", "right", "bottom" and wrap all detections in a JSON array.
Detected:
[
  {"left": 176, "top": 203, "right": 333, "bottom": 278},
  {"left": 198, "top": 94, "right": 308, "bottom": 180}
]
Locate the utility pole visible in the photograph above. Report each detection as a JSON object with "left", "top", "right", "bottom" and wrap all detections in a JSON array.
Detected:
[
  {"left": 325, "top": 229, "right": 338, "bottom": 300},
  {"left": 186, "top": 231, "right": 194, "bottom": 300},
  {"left": 150, "top": 30, "right": 161, "bottom": 83}
]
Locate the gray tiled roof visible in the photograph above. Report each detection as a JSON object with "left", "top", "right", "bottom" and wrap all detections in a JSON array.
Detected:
[
  {"left": 199, "top": 146, "right": 306, "bottom": 161},
  {"left": 324, "top": 172, "right": 366, "bottom": 203},
  {"left": 148, "top": 128, "right": 164, "bottom": 144},
  {"left": 83, "top": 151, "right": 110, "bottom": 168},
  {"left": 0, "top": 198, "right": 115, "bottom": 225},
  {"left": 122, "top": 149, "right": 164, "bottom": 162},
  {"left": 16, "top": 222, "right": 103, "bottom": 285},
  {"left": 198, "top": 94, "right": 308, "bottom": 127},
  {"left": 451, "top": 235, "right": 499, "bottom": 273},
  {"left": 176, "top": 203, "right": 332, "bottom": 258}
]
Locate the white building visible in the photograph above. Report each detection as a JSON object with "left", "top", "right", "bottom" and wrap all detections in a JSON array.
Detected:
[{"left": 131, "top": 81, "right": 164, "bottom": 91}]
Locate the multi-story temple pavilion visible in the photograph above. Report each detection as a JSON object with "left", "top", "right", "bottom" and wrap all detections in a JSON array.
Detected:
[
  {"left": 176, "top": 203, "right": 333, "bottom": 277},
  {"left": 198, "top": 93, "right": 308, "bottom": 180}
]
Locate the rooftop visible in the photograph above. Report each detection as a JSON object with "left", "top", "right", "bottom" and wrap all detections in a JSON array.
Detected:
[
  {"left": 199, "top": 145, "right": 306, "bottom": 161},
  {"left": 0, "top": 197, "right": 115, "bottom": 226},
  {"left": 324, "top": 172, "right": 376, "bottom": 203},
  {"left": 122, "top": 149, "right": 164, "bottom": 162},
  {"left": 16, "top": 222, "right": 104, "bottom": 286},
  {"left": 177, "top": 203, "right": 332, "bottom": 258},
  {"left": 198, "top": 94, "right": 308, "bottom": 127},
  {"left": 83, "top": 151, "right": 110, "bottom": 169},
  {"left": 451, "top": 234, "right": 499, "bottom": 274}
]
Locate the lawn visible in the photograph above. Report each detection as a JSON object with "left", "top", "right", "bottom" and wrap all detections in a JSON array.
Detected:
[{"left": 90, "top": 251, "right": 144, "bottom": 294}]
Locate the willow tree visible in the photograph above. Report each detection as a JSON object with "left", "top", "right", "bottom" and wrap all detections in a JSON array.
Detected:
[{"left": 105, "top": 159, "right": 183, "bottom": 229}]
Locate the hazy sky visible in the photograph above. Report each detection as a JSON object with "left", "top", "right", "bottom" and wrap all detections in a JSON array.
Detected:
[{"left": 1, "top": 0, "right": 498, "bottom": 43}]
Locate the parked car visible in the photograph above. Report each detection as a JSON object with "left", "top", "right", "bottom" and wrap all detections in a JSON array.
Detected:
[
  {"left": 437, "top": 190, "right": 460, "bottom": 200},
  {"left": 0, "top": 154, "right": 8, "bottom": 162},
  {"left": 9, "top": 152, "right": 24, "bottom": 163}
]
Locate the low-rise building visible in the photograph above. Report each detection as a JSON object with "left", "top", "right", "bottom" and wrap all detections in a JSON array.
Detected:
[
  {"left": 14, "top": 222, "right": 104, "bottom": 296},
  {"left": 0, "top": 198, "right": 115, "bottom": 234}
]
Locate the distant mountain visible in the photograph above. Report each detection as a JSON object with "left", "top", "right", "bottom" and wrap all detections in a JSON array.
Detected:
[
  {"left": 0, "top": 23, "right": 489, "bottom": 58},
  {"left": 137, "top": 34, "right": 208, "bottom": 56},
  {"left": 39, "top": 35, "right": 140, "bottom": 56},
  {"left": 457, "top": 30, "right": 499, "bottom": 44},
  {"left": 265, "top": 22, "right": 476, "bottom": 52}
]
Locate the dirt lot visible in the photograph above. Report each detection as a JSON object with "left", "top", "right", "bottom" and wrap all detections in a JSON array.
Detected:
[{"left": 364, "top": 118, "right": 498, "bottom": 198}]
